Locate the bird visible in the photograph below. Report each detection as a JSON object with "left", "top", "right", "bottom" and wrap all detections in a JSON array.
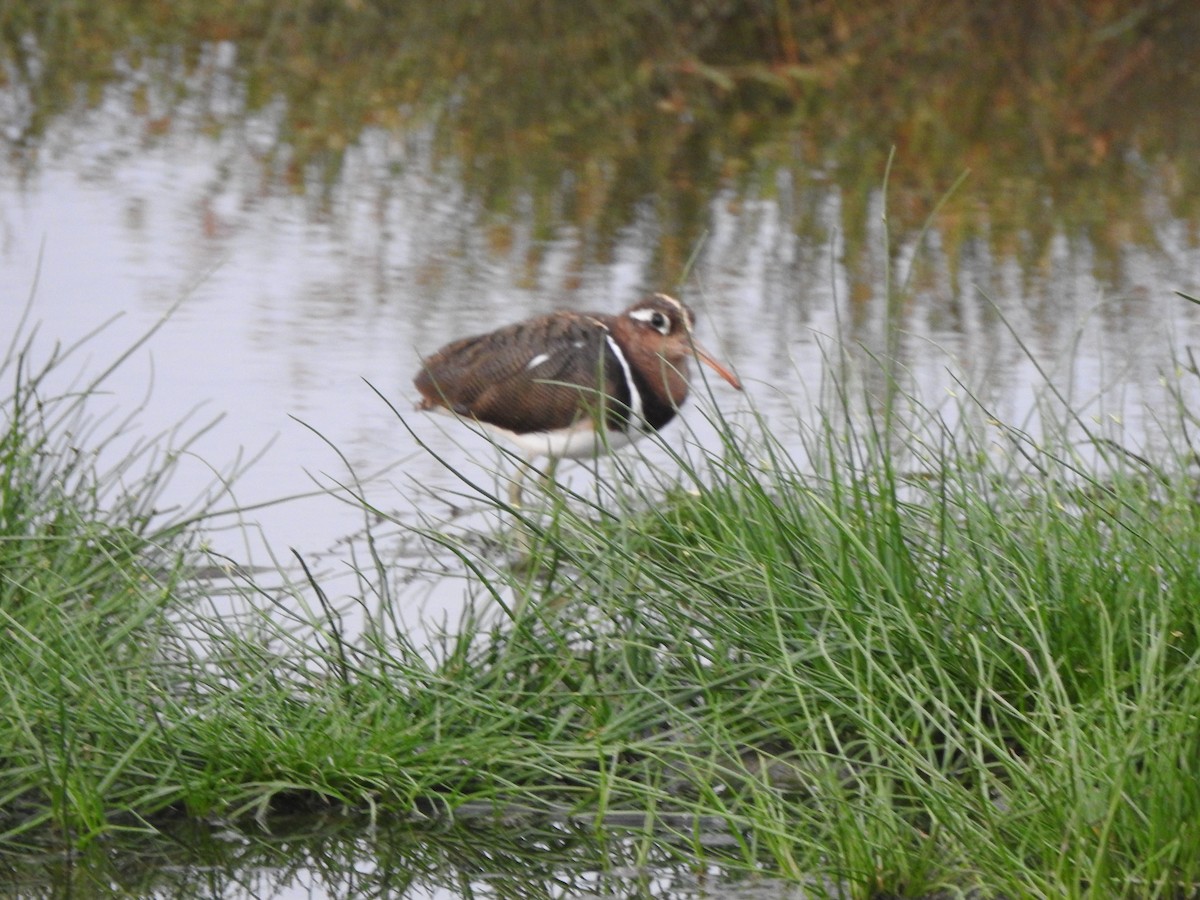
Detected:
[{"left": 414, "top": 293, "right": 743, "bottom": 505}]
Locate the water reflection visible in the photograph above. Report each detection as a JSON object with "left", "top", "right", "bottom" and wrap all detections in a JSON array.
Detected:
[
  {"left": 15, "top": 5, "right": 1200, "bottom": 277},
  {"left": 1, "top": 57, "right": 1198, "bottom": 628},
  {"left": 0, "top": 814, "right": 806, "bottom": 899}
]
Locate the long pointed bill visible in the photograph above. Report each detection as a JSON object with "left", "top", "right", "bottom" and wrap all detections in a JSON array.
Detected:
[{"left": 692, "top": 340, "right": 743, "bottom": 391}]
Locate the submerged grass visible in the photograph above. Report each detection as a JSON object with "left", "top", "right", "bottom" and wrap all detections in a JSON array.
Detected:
[{"left": 4, "top": 305, "right": 1200, "bottom": 897}]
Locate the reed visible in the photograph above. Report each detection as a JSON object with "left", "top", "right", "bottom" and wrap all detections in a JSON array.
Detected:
[{"left": 3, "top": 303, "right": 1200, "bottom": 897}]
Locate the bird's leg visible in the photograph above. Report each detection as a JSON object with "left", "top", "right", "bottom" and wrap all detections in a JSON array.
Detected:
[
  {"left": 539, "top": 456, "right": 560, "bottom": 494},
  {"left": 507, "top": 456, "right": 561, "bottom": 507},
  {"left": 508, "top": 457, "right": 531, "bottom": 507}
]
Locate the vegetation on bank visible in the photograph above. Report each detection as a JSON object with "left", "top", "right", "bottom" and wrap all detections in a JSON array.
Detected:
[{"left": 3, "top": 300, "right": 1200, "bottom": 897}]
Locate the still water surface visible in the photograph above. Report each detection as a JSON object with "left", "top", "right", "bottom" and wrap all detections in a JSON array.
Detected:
[
  {"left": 4, "top": 81, "right": 1197, "bottom": 630},
  {"left": 5, "top": 814, "right": 811, "bottom": 898},
  {"left": 3, "top": 23, "right": 1200, "bottom": 893}
]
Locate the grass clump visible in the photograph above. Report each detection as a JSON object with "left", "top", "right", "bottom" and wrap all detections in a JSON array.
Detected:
[
  {"left": 4, "top": 305, "right": 1200, "bottom": 898},
  {"left": 0, "top": 322, "right": 222, "bottom": 844},
  {"left": 421, "top": 338, "right": 1200, "bottom": 895}
]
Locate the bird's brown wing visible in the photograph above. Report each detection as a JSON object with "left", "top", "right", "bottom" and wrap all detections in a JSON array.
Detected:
[{"left": 415, "top": 313, "right": 627, "bottom": 434}]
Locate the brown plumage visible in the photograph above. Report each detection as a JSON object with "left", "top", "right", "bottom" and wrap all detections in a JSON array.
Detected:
[{"left": 414, "top": 293, "right": 741, "bottom": 502}]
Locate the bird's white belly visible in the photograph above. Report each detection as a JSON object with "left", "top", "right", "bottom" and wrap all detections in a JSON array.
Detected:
[{"left": 487, "top": 421, "right": 643, "bottom": 460}]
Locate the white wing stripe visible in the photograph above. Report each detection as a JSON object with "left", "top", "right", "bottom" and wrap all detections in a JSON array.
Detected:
[{"left": 525, "top": 351, "right": 552, "bottom": 370}]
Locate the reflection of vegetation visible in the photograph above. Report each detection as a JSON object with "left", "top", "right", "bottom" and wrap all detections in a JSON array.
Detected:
[
  {"left": 3, "top": 813, "right": 745, "bottom": 899},
  {"left": 1, "top": 1, "right": 1197, "bottom": 281}
]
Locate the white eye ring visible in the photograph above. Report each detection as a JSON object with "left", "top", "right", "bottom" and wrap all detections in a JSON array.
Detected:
[{"left": 631, "top": 307, "right": 672, "bottom": 335}]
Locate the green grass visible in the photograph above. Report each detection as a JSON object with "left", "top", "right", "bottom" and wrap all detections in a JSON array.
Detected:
[
  {"left": 4, "top": 308, "right": 1200, "bottom": 898},
  {"left": 0, "top": 323, "right": 209, "bottom": 843}
]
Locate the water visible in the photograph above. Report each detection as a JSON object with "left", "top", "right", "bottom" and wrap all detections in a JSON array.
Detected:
[
  {"left": 2, "top": 814, "right": 814, "bottom": 899},
  {"left": 6, "top": 102, "right": 1195, "bottom": 578},
  {"left": 6, "top": 106, "right": 1200, "bottom": 644},
  {"left": 3, "top": 21, "right": 1200, "bottom": 894}
]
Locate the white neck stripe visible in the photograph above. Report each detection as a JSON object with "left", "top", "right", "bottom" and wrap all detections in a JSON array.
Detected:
[{"left": 603, "top": 333, "right": 645, "bottom": 431}]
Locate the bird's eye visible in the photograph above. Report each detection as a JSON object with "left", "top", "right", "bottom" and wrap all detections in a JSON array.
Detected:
[{"left": 630, "top": 305, "right": 675, "bottom": 334}]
